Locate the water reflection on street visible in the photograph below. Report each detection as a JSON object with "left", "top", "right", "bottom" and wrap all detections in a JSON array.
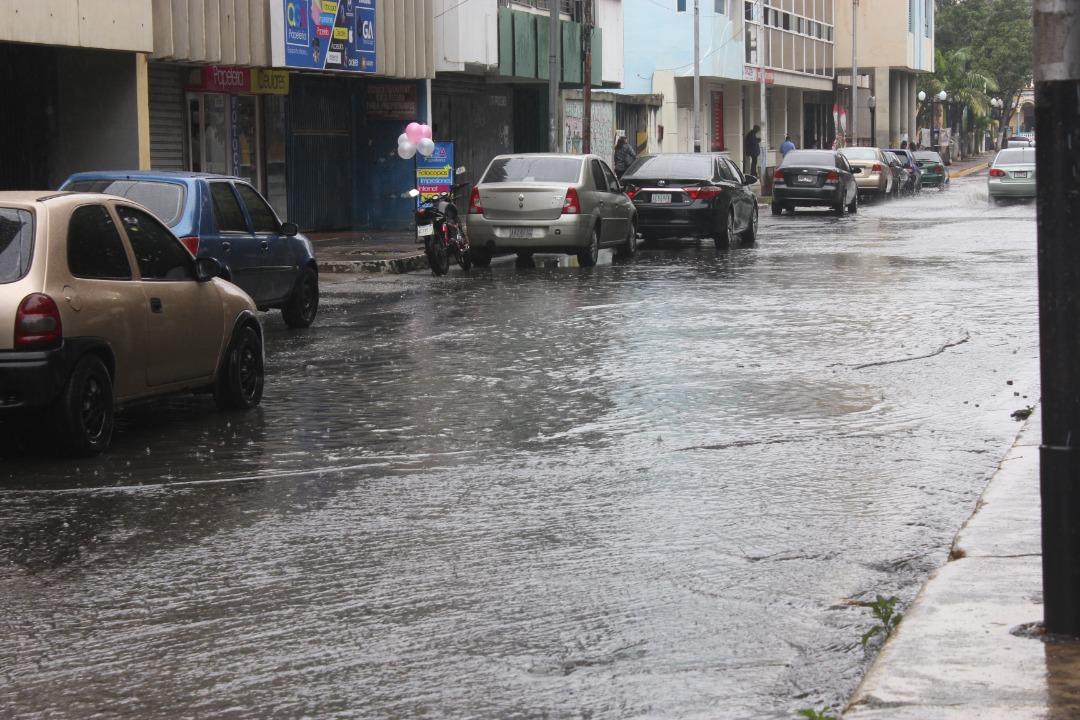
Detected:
[{"left": 0, "top": 178, "right": 1040, "bottom": 718}]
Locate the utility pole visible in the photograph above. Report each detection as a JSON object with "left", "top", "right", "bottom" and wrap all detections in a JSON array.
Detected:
[
  {"left": 1036, "top": 0, "right": 1080, "bottom": 637},
  {"left": 851, "top": 0, "right": 858, "bottom": 146},
  {"left": 758, "top": 0, "right": 767, "bottom": 180},
  {"left": 583, "top": 0, "right": 593, "bottom": 154},
  {"left": 693, "top": 0, "right": 701, "bottom": 152},
  {"left": 548, "top": 1, "right": 560, "bottom": 153}
]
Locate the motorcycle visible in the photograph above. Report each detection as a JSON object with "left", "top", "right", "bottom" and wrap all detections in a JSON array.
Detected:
[{"left": 410, "top": 182, "right": 471, "bottom": 276}]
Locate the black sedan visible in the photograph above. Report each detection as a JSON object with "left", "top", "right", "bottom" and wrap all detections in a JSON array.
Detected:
[
  {"left": 620, "top": 153, "right": 758, "bottom": 248},
  {"left": 771, "top": 150, "right": 860, "bottom": 216}
]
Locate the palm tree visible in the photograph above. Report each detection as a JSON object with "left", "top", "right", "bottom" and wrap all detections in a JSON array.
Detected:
[{"left": 917, "top": 49, "right": 997, "bottom": 156}]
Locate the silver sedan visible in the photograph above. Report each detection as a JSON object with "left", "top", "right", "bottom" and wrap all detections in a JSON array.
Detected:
[
  {"left": 466, "top": 154, "right": 637, "bottom": 267},
  {"left": 987, "top": 147, "right": 1036, "bottom": 204}
]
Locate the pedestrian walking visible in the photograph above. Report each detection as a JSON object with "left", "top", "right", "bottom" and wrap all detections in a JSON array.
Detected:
[
  {"left": 779, "top": 135, "right": 796, "bottom": 157},
  {"left": 613, "top": 136, "right": 636, "bottom": 178},
  {"left": 745, "top": 125, "right": 761, "bottom": 176}
]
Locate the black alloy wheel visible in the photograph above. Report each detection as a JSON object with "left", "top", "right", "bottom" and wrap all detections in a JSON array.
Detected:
[
  {"left": 740, "top": 206, "right": 758, "bottom": 243},
  {"left": 54, "top": 354, "right": 114, "bottom": 457},
  {"left": 282, "top": 266, "right": 319, "bottom": 328},
  {"left": 577, "top": 226, "right": 600, "bottom": 267},
  {"left": 616, "top": 220, "right": 637, "bottom": 260},
  {"left": 214, "top": 325, "right": 265, "bottom": 411}
]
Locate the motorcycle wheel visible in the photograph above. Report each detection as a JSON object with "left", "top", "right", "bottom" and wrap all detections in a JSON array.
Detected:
[
  {"left": 451, "top": 224, "right": 471, "bottom": 271},
  {"left": 427, "top": 236, "right": 450, "bottom": 276}
]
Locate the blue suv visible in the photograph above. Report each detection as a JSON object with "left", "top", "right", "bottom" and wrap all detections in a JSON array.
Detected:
[{"left": 61, "top": 171, "right": 319, "bottom": 328}]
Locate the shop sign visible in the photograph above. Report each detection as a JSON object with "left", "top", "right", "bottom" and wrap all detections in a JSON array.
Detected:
[
  {"left": 367, "top": 84, "right": 417, "bottom": 120},
  {"left": 196, "top": 67, "right": 291, "bottom": 95},
  {"left": 742, "top": 66, "right": 775, "bottom": 84},
  {"left": 416, "top": 142, "right": 454, "bottom": 204},
  {"left": 253, "top": 70, "right": 290, "bottom": 95},
  {"left": 277, "top": 0, "right": 377, "bottom": 74}
]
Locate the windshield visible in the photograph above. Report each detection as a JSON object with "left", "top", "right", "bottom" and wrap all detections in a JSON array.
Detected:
[
  {"left": 482, "top": 157, "right": 583, "bottom": 184},
  {"left": 913, "top": 152, "right": 942, "bottom": 162},
  {"left": 840, "top": 149, "right": 878, "bottom": 161},
  {"left": 62, "top": 179, "right": 187, "bottom": 227},
  {"left": 622, "top": 154, "right": 715, "bottom": 179},
  {"left": 0, "top": 208, "right": 34, "bottom": 284},
  {"left": 781, "top": 150, "right": 836, "bottom": 167},
  {"left": 996, "top": 148, "right": 1035, "bottom": 165}
]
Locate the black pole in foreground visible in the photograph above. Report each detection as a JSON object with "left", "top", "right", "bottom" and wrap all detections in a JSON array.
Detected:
[{"left": 1036, "top": 1, "right": 1080, "bottom": 637}]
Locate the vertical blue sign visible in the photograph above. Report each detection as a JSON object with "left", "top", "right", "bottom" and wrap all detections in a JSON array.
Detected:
[
  {"left": 415, "top": 143, "right": 455, "bottom": 204},
  {"left": 282, "top": 0, "right": 377, "bottom": 73}
]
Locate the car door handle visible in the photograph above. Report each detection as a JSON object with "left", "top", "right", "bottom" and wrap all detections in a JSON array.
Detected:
[
  {"left": 150, "top": 298, "right": 163, "bottom": 313},
  {"left": 261, "top": 240, "right": 269, "bottom": 250},
  {"left": 222, "top": 241, "right": 231, "bottom": 251}
]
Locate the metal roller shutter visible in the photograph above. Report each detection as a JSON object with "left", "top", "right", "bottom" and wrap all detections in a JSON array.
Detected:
[{"left": 148, "top": 64, "right": 186, "bottom": 170}]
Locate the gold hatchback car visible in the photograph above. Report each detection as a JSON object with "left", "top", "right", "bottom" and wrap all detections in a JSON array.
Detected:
[{"left": 0, "top": 191, "right": 265, "bottom": 456}]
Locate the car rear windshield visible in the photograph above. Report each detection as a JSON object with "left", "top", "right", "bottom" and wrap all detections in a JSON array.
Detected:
[
  {"left": 996, "top": 148, "right": 1035, "bottom": 164},
  {"left": 781, "top": 150, "right": 835, "bottom": 167},
  {"left": 840, "top": 149, "right": 878, "bottom": 161},
  {"left": 62, "top": 179, "right": 187, "bottom": 227},
  {"left": 913, "top": 152, "right": 943, "bottom": 162},
  {"left": 482, "top": 157, "right": 582, "bottom": 184},
  {"left": 0, "top": 208, "right": 33, "bottom": 284},
  {"left": 622, "top": 154, "right": 714, "bottom": 179}
]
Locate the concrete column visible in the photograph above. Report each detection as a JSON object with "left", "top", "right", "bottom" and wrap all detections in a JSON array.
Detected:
[
  {"left": 874, "top": 66, "right": 890, "bottom": 148},
  {"left": 889, "top": 70, "right": 900, "bottom": 147}
]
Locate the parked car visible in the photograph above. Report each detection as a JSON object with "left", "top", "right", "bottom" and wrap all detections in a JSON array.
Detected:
[
  {"left": 886, "top": 149, "right": 923, "bottom": 195},
  {"left": 619, "top": 152, "right": 757, "bottom": 248},
  {"left": 882, "top": 152, "right": 905, "bottom": 199},
  {"left": 0, "top": 191, "right": 264, "bottom": 456},
  {"left": 987, "top": 147, "right": 1037, "bottom": 204},
  {"left": 838, "top": 147, "right": 895, "bottom": 201},
  {"left": 60, "top": 171, "right": 319, "bottom": 328},
  {"left": 466, "top": 154, "right": 637, "bottom": 267},
  {"left": 912, "top": 150, "right": 949, "bottom": 190},
  {"left": 771, "top": 149, "right": 860, "bottom": 216},
  {"left": 1005, "top": 135, "right": 1035, "bottom": 148}
]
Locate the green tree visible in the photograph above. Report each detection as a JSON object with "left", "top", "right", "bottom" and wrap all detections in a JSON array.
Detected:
[{"left": 935, "top": 0, "right": 1033, "bottom": 139}]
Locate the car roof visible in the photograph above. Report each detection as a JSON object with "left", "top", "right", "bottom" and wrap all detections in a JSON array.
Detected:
[
  {"left": 0, "top": 190, "right": 67, "bottom": 205},
  {"left": 63, "top": 170, "right": 243, "bottom": 184}
]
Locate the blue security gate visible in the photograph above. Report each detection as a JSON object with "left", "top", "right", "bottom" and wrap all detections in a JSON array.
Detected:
[{"left": 287, "top": 77, "right": 352, "bottom": 232}]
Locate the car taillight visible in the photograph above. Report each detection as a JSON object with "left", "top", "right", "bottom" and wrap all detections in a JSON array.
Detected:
[
  {"left": 989, "top": 168, "right": 1006, "bottom": 177},
  {"left": 933, "top": 165, "right": 944, "bottom": 173},
  {"left": 625, "top": 185, "right": 639, "bottom": 199},
  {"left": 825, "top": 171, "right": 840, "bottom": 183},
  {"left": 683, "top": 186, "right": 723, "bottom": 200},
  {"left": 468, "top": 186, "right": 483, "bottom": 214},
  {"left": 872, "top": 163, "right": 882, "bottom": 173},
  {"left": 773, "top": 169, "right": 785, "bottom": 181},
  {"left": 179, "top": 236, "right": 199, "bottom": 256},
  {"left": 562, "top": 187, "right": 581, "bottom": 214},
  {"left": 15, "top": 293, "right": 63, "bottom": 350}
]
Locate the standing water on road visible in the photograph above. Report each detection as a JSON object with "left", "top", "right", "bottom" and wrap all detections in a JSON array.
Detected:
[{"left": 0, "top": 176, "right": 1040, "bottom": 718}]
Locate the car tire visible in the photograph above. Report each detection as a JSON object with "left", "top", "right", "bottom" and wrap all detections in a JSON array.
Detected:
[
  {"left": 214, "top": 325, "right": 264, "bottom": 412},
  {"left": 740, "top": 206, "right": 758, "bottom": 244},
  {"left": 577, "top": 225, "right": 600, "bottom": 267},
  {"left": 471, "top": 249, "right": 492, "bottom": 268},
  {"left": 834, "top": 198, "right": 845, "bottom": 216},
  {"left": 282, "top": 266, "right": 319, "bottom": 329},
  {"left": 771, "top": 201, "right": 782, "bottom": 216},
  {"left": 714, "top": 209, "right": 736, "bottom": 249},
  {"left": 848, "top": 192, "right": 858, "bottom": 214},
  {"left": 616, "top": 220, "right": 637, "bottom": 259},
  {"left": 54, "top": 354, "right": 114, "bottom": 457}
]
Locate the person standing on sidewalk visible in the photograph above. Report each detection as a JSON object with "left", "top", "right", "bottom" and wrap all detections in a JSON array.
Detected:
[
  {"left": 613, "top": 136, "right": 637, "bottom": 178},
  {"left": 779, "top": 135, "right": 795, "bottom": 158},
  {"left": 745, "top": 125, "right": 761, "bottom": 177}
]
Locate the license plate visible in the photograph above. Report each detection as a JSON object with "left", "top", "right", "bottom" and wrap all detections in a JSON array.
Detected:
[
  {"left": 798, "top": 174, "right": 814, "bottom": 184},
  {"left": 508, "top": 227, "right": 532, "bottom": 238},
  {"left": 1012, "top": 171, "right": 1029, "bottom": 178},
  {"left": 652, "top": 193, "right": 672, "bottom": 204},
  {"left": 417, "top": 223, "right": 434, "bottom": 237}
]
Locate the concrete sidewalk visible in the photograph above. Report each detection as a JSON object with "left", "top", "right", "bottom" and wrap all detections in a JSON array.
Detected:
[{"left": 844, "top": 407, "right": 1080, "bottom": 719}]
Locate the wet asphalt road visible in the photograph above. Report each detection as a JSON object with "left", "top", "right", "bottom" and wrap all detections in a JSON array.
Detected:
[{"left": 0, "top": 176, "right": 1040, "bottom": 719}]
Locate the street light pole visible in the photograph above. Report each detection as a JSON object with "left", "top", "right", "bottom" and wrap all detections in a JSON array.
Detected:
[
  {"left": 851, "top": 0, "right": 858, "bottom": 146},
  {"left": 867, "top": 95, "right": 876, "bottom": 147},
  {"left": 694, "top": 0, "right": 701, "bottom": 153}
]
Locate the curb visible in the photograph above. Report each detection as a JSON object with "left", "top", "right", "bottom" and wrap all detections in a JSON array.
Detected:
[
  {"left": 318, "top": 254, "right": 428, "bottom": 275},
  {"left": 950, "top": 161, "right": 991, "bottom": 179}
]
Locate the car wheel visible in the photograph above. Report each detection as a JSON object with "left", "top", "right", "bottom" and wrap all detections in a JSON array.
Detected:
[
  {"left": 282, "top": 266, "right": 319, "bottom": 329},
  {"left": 740, "top": 206, "right": 758, "bottom": 243},
  {"left": 577, "top": 225, "right": 600, "bottom": 267},
  {"left": 54, "top": 354, "right": 114, "bottom": 457},
  {"left": 471, "top": 249, "right": 492, "bottom": 268},
  {"left": 848, "top": 191, "right": 858, "bottom": 214},
  {"left": 771, "top": 201, "right": 782, "bottom": 216},
  {"left": 214, "top": 325, "right": 264, "bottom": 411},
  {"left": 616, "top": 220, "right": 637, "bottom": 259},
  {"left": 515, "top": 253, "right": 537, "bottom": 269},
  {"left": 834, "top": 198, "right": 845, "bottom": 216},
  {"left": 714, "top": 209, "right": 736, "bottom": 249}
]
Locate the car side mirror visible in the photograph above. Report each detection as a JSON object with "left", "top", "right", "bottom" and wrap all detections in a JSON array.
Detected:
[
  {"left": 280, "top": 221, "right": 299, "bottom": 237},
  {"left": 195, "top": 256, "right": 221, "bottom": 282},
  {"left": 742, "top": 174, "right": 758, "bottom": 186}
]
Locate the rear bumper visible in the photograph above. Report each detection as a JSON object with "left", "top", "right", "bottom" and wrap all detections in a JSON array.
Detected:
[
  {"left": 772, "top": 185, "right": 843, "bottom": 207},
  {"left": 988, "top": 179, "right": 1036, "bottom": 198},
  {"left": 0, "top": 347, "right": 68, "bottom": 410},
  {"left": 854, "top": 174, "right": 888, "bottom": 194},
  {"left": 466, "top": 213, "right": 594, "bottom": 253},
  {"left": 635, "top": 204, "right": 717, "bottom": 238}
]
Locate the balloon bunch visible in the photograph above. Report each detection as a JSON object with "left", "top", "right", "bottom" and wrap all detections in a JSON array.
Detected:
[{"left": 398, "top": 122, "right": 434, "bottom": 160}]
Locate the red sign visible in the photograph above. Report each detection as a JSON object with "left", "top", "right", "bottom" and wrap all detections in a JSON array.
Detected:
[{"left": 742, "top": 66, "right": 775, "bottom": 84}]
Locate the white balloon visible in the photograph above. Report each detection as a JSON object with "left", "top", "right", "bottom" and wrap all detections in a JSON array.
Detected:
[
  {"left": 397, "top": 133, "right": 410, "bottom": 146},
  {"left": 416, "top": 138, "right": 435, "bottom": 157},
  {"left": 397, "top": 141, "right": 416, "bottom": 160}
]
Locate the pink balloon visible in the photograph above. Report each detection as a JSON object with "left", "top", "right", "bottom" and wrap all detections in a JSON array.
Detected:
[
  {"left": 420, "top": 124, "right": 433, "bottom": 139},
  {"left": 405, "top": 122, "right": 423, "bottom": 144}
]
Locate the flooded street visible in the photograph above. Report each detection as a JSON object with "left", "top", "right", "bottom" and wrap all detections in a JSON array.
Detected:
[{"left": 0, "top": 176, "right": 1040, "bottom": 718}]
